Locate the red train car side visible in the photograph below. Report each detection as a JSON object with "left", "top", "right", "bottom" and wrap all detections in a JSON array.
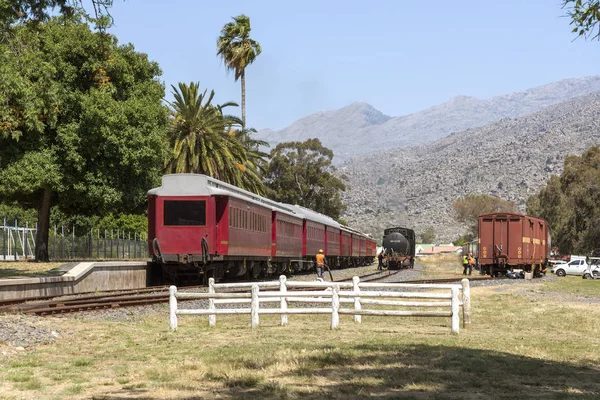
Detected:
[
  {"left": 478, "top": 212, "right": 550, "bottom": 277},
  {"left": 148, "top": 174, "right": 376, "bottom": 283}
]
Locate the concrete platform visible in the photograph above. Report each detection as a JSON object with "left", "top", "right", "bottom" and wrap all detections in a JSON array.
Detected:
[{"left": 0, "top": 261, "right": 149, "bottom": 301}]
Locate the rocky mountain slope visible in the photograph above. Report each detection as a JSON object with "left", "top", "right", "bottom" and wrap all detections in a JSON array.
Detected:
[
  {"left": 258, "top": 76, "right": 600, "bottom": 163},
  {"left": 338, "top": 93, "right": 600, "bottom": 242}
]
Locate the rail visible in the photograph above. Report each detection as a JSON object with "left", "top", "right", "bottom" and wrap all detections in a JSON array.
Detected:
[{"left": 169, "top": 276, "right": 471, "bottom": 334}]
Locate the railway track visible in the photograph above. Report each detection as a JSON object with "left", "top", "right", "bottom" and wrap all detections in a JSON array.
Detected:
[{"left": 1, "top": 272, "right": 490, "bottom": 316}]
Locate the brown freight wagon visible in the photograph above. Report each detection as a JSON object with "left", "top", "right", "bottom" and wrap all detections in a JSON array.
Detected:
[{"left": 478, "top": 212, "right": 550, "bottom": 277}]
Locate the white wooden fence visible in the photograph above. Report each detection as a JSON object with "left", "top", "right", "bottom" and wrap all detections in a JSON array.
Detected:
[{"left": 169, "top": 276, "right": 472, "bottom": 334}]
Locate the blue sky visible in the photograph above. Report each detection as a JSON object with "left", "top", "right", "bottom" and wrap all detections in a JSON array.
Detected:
[{"left": 107, "top": 0, "right": 599, "bottom": 130}]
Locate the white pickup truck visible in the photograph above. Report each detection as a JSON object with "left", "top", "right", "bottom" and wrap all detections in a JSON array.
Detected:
[{"left": 551, "top": 256, "right": 588, "bottom": 277}]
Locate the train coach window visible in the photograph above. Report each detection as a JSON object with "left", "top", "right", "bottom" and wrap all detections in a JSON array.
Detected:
[{"left": 164, "top": 200, "right": 206, "bottom": 226}]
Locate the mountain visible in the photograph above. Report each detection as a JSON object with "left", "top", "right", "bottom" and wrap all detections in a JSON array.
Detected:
[
  {"left": 337, "top": 92, "right": 600, "bottom": 242},
  {"left": 257, "top": 76, "right": 600, "bottom": 163}
]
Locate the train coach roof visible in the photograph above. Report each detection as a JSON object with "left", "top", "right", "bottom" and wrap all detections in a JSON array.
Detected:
[
  {"left": 286, "top": 204, "right": 341, "bottom": 228},
  {"left": 479, "top": 212, "right": 546, "bottom": 222},
  {"left": 148, "top": 174, "right": 297, "bottom": 215},
  {"left": 340, "top": 224, "right": 366, "bottom": 238}
]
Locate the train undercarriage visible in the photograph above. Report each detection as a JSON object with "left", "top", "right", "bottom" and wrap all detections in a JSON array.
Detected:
[
  {"left": 151, "top": 254, "right": 375, "bottom": 285},
  {"left": 479, "top": 261, "right": 546, "bottom": 278}
]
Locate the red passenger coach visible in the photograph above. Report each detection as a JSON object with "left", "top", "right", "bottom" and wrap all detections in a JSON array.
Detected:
[
  {"left": 366, "top": 239, "right": 377, "bottom": 259},
  {"left": 340, "top": 228, "right": 352, "bottom": 266},
  {"left": 326, "top": 226, "right": 341, "bottom": 260},
  {"left": 148, "top": 174, "right": 376, "bottom": 284},
  {"left": 478, "top": 212, "right": 550, "bottom": 277},
  {"left": 272, "top": 211, "right": 303, "bottom": 258}
]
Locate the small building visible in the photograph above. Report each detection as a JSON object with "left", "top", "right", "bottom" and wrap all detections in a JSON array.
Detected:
[{"left": 416, "top": 244, "right": 461, "bottom": 256}]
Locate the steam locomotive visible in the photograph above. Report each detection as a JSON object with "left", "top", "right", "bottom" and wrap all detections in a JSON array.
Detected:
[{"left": 381, "top": 227, "right": 416, "bottom": 269}]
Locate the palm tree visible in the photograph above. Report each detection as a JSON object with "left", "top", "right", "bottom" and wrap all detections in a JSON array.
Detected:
[
  {"left": 217, "top": 14, "right": 261, "bottom": 127},
  {"left": 226, "top": 126, "right": 270, "bottom": 192},
  {"left": 165, "top": 82, "right": 265, "bottom": 194}
]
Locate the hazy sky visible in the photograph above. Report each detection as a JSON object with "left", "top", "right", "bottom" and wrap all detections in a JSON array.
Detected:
[{"left": 107, "top": 0, "right": 599, "bottom": 130}]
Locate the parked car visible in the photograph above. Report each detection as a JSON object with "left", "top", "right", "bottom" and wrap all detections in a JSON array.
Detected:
[
  {"left": 551, "top": 259, "right": 588, "bottom": 277},
  {"left": 548, "top": 260, "right": 567, "bottom": 267}
]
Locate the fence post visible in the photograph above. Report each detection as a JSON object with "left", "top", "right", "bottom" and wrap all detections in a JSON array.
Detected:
[
  {"left": 331, "top": 285, "right": 340, "bottom": 329},
  {"left": 352, "top": 276, "right": 361, "bottom": 323},
  {"left": 279, "top": 275, "right": 288, "bottom": 326},
  {"left": 24, "top": 221, "right": 28, "bottom": 258},
  {"left": 251, "top": 284, "right": 260, "bottom": 329},
  {"left": 169, "top": 285, "right": 178, "bottom": 331},
  {"left": 2, "top": 218, "right": 6, "bottom": 260},
  {"left": 72, "top": 226, "right": 75, "bottom": 259},
  {"left": 208, "top": 278, "right": 216, "bottom": 327},
  {"left": 451, "top": 287, "right": 459, "bottom": 334},
  {"left": 53, "top": 225, "right": 57, "bottom": 260},
  {"left": 461, "top": 279, "right": 471, "bottom": 328}
]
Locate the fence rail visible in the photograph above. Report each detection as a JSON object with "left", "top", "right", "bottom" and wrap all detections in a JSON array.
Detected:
[
  {"left": 1, "top": 219, "right": 148, "bottom": 261},
  {"left": 169, "top": 276, "right": 472, "bottom": 334}
]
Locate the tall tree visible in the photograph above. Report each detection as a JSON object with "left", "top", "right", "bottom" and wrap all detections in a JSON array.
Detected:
[
  {"left": 264, "top": 139, "right": 347, "bottom": 221},
  {"left": 216, "top": 14, "right": 261, "bottom": 127},
  {"left": 453, "top": 194, "right": 518, "bottom": 235},
  {"left": 165, "top": 82, "right": 265, "bottom": 194},
  {"left": 527, "top": 147, "right": 600, "bottom": 254},
  {"left": 0, "top": 19, "right": 168, "bottom": 261},
  {"left": 563, "top": 0, "right": 600, "bottom": 40},
  {"left": 0, "top": 0, "right": 114, "bottom": 26}
]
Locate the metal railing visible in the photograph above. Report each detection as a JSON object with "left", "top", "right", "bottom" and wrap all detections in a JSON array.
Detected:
[
  {"left": 1, "top": 219, "right": 148, "bottom": 261},
  {"left": 169, "top": 276, "right": 472, "bottom": 334}
]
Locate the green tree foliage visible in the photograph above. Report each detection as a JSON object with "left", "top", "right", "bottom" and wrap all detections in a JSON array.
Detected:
[
  {"left": 527, "top": 147, "right": 600, "bottom": 254},
  {"left": 165, "top": 82, "right": 265, "bottom": 194},
  {"left": 563, "top": 0, "right": 600, "bottom": 40},
  {"left": 217, "top": 14, "right": 261, "bottom": 127},
  {"left": 0, "top": 1, "right": 114, "bottom": 28},
  {"left": 264, "top": 139, "right": 347, "bottom": 221},
  {"left": 0, "top": 19, "right": 168, "bottom": 260},
  {"left": 0, "top": 202, "right": 147, "bottom": 233},
  {"left": 453, "top": 194, "right": 518, "bottom": 235},
  {"left": 419, "top": 227, "right": 436, "bottom": 244}
]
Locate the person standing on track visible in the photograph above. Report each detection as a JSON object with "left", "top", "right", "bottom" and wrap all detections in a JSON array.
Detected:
[
  {"left": 377, "top": 251, "right": 384, "bottom": 270},
  {"left": 316, "top": 249, "right": 327, "bottom": 280},
  {"left": 462, "top": 252, "right": 469, "bottom": 276},
  {"left": 467, "top": 252, "right": 475, "bottom": 276}
]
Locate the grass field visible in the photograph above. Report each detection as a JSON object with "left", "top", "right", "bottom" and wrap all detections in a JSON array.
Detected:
[
  {"left": 1, "top": 274, "right": 599, "bottom": 399},
  {"left": 0, "top": 262, "right": 64, "bottom": 279},
  {"left": 418, "top": 254, "right": 467, "bottom": 278}
]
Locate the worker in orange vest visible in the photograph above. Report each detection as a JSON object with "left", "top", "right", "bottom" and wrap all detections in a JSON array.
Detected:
[{"left": 316, "top": 249, "right": 327, "bottom": 280}]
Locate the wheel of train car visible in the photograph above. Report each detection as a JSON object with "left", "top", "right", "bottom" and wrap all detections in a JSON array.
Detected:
[
  {"left": 277, "top": 263, "right": 287, "bottom": 274},
  {"left": 251, "top": 262, "right": 261, "bottom": 279}
]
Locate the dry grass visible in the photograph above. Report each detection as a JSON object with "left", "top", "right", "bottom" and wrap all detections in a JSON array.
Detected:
[
  {"left": 0, "top": 262, "right": 64, "bottom": 278},
  {"left": 1, "top": 276, "right": 599, "bottom": 399},
  {"left": 417, "top": 254, "right": 465, "bottom": 278}
]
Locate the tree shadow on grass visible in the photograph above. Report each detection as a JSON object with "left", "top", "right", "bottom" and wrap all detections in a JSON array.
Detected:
[
  {"left": 228, "top": 343, "right": 600, "bottom": 400},
  {"left": 92, "top": 344, "right": 600, "bottom": 400},
  {"left": 0, "top": 268, "right": 64, "bottom": 279}
]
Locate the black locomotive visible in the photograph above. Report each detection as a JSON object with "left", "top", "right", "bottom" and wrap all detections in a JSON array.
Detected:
[{"left": 382, "top": 227, "right": 416, "bottom": 269}]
